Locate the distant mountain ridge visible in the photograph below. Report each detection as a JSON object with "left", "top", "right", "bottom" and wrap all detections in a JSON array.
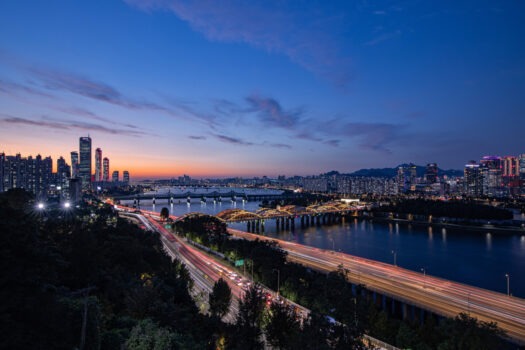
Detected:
[{"left": 347, "top": 164, "right": 463, "bottom": 178}]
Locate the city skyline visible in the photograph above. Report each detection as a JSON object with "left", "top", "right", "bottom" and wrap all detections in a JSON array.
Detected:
[{"left": 1, "top": 1, "right": 524, "bottom": 177}]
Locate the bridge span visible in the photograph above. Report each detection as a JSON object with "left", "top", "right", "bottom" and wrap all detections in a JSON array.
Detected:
[
  {"left": 111, "top": 190, "right": 298, "bottom": 203},
  {"left": 228, "top": 228, "right": 525, "bottom": 345}
]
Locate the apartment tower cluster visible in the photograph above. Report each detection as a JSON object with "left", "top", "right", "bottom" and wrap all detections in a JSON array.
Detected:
[{"left": 1, "top": 136, "right": 130, "bottom": 201}]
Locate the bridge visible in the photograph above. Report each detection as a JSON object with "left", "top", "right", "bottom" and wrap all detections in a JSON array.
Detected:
[
  {"left": 228, "top": 228, "right": 525, "bottom": 345},
  {"left": 112, "top": 190, "right": 297, "bottom": 204},
  {"left": 171, "top": 201, "right": 366, "bottom": 232}
]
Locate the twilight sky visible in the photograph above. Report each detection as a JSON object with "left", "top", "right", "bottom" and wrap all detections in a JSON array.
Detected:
[{"left": 1, "top": 1, "right": 524, "bottom": 178}]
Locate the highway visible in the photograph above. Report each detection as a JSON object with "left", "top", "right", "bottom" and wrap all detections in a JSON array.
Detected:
[
  {"left": 115, "top": 207, "right": 399, "bottom": 349},
  {"left": 228, "top": 228, "right": 525, "bottom": 345}
]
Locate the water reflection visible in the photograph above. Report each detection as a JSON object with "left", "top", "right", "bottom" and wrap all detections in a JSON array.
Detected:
[{"left": 131, "top": 200, "right": 525, "bottom": 297}]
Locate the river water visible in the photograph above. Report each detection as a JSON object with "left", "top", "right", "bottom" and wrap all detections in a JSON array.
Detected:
[{"left": 122, "top": 193, "right": 525, "bottom": 298}]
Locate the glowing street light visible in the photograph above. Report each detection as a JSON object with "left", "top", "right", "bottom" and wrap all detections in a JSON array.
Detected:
[
  {"left": 37, "top": 202, "right": 45, "bottom": 210},
  {"left": 63, "top": 201, "right": 71, "bottom": 209},
  {"left": 505, "top": 273, "right": 510, "bottom": 296}
]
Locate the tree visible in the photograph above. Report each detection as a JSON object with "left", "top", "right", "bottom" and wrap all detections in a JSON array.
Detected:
[
  {"left": 264, "top": 301, "right": 301, "bottom": 349},
  {"left": 160, "top": 207, "right": 169, "bottom": 221},
  {"left": 297, "top": 313, "right": 332, "bottom": 350},
  {"left": 233, "top": 284, "right": 265, "bottom": 350},
  {"left": 125, "top": 319, "right": 175, "bottom": 350},
  {"left": 209, "top": 278, "right": 232, "bottom": 319},
  {"left": 436, "top": 313, "right": 505, "bottom": 350}
]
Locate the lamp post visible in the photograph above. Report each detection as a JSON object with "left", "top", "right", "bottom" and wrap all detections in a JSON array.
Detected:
[
  {"left": 391, "top": 250, "right": 397, "bottom": 266},
  {"left": 421, "top": 268, "right": 426, "bottom": 289},
  {"left": 331, "top": 238, "right": 335, "bottom": 252},
  {"left": 273, "top": 269, "right": 280, "bottom": 296},
  {"left": 505, "top": 273, "right": 510, "bottom": 296}
]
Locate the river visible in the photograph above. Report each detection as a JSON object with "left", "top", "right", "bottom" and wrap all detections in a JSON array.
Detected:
[{"left": 121, "top": 195, "right": 525, "bottom": 298}]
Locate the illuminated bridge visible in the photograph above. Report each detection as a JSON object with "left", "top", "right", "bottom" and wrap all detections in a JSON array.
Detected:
[{"left": 214, "top": 202, "right": 365, "bottom": 232}]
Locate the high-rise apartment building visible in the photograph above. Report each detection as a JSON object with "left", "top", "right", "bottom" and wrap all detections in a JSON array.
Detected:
[
  {"left": 56, "top": 156, "right": 71, "bottom": 190},
  {"left": 70, "top": 151, "right": 79, "bottom": 178},
  {"left": 95, "top": 148, "right": 102, "bottom": 182},
  {"left": 79, "top": 136, "right": 92, "bottom": 189},
  {"left": 425, "top": 163, "right": 438, "bottom": 184},
  {"left": 112, "top": 170, "right": 119, "bottom": 182},
  {"left": 502, "top": 156, "right": 519, "bottom": 177},
  {"left": 519, "top": 154, "right": 525, "bottom": 178},
  {"left": 123, "top": 170, "right": 130, "bottom": 184},
  {"left": 464, "top": 161, "right": 482, "bottom": 197},
  {"left": 103, "top": 157, "right": 109, "bottom": 182},
  {"left": 0, "top": 153, "right": 4, "bottom": 192},
  {"left": 479, "top": 156, "right": 502, "bottom": 197},
  {"left": 0, "top": 153, "right": 53, "bottom": 197}
]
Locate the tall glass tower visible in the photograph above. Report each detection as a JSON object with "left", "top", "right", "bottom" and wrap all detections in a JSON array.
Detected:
[
  {"left": 103, "top": 157, "right": 109, "bottom": 182},
  {"left": 95, "top": 148, "right": 102, "bottom": 182},
  {"left": 79, "top": 136, "right": 92, "bottom": 190},
  {"left": 70, "top": 151, "right": 79, "bottom": 178}
]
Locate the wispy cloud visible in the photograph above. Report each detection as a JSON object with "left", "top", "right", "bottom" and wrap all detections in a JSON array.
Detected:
[
  {"left": 188, "top": 135, "right": 206, "bottom": 140},
  {"left": 125, "top": 0, "right": 353, "bottom": 87},
  {"left": 268, "top": 143, "right": 292, "bottom": 149},
  {"left": 0, "top": 114, "right": 149, "bottom": 137},
  {"left": 246, "top": 94, "right": 302, "bottom": 129},
  {"left": 212, "top": 133, "right": 254, "bottom": 146},
  {"left": 0, "top": 78, "right": 55, "bottom": 99}
]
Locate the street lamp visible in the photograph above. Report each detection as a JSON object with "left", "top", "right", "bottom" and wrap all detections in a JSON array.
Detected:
[
  {"left": 505, "top": 273, "right": 510, "bottom": 296},
  {"left": 63, "top": 201, "right": 71, "bottom": 209},
  {"left": 273, "top": 268, "right": 280, "bottom": 296},
  {"left": 330, "top": 238, "right": 335, "bottom": 252},
  {"left": 37, "top": 202, "right": 45, "bottom": 210},
  {"left": 421, "top": 268, "right": 426, "bottom": 289},
  {"left": 391, "top": 250, "right": 397, "bottom": 266}
]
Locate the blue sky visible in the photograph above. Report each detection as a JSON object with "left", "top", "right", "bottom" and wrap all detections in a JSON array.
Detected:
[{"left": 1, "top": 0, "right": 524, "bottom": 177}]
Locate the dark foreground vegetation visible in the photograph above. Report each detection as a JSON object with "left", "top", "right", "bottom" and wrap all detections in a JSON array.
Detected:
[
  {"left": 1, "top": 189, "right": 214, "bottom": 349},
  {"left": 1, "top": 188, "right": 512, "bottom": 349},
  {"left": 173, "top": 214, "right": 511, "bottom": 350}
]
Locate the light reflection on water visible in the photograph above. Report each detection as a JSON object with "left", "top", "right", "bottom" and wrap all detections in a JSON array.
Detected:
[{"left": 127, "top": 199, "right": 525, "bottom": 298}]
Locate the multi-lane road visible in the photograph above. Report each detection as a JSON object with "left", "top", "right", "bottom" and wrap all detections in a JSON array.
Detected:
[
  {"left": 115, "top": 205, "right": 524, "bottom": 344},
  {"left": 229, "top": 228, "right": 525, "bottom": 344},
  {"left": 116, "top": 207, "right": 399, "bottom": 349}
]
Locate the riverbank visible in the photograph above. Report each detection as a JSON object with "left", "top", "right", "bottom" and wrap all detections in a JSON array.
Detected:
[{"left": 364, "top": 216, "right": 525, "bottom": 235}]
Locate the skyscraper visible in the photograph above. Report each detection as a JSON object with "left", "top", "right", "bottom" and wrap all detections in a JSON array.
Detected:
[
  {"left": 103, "top": 157, "right": 109, "bottom": 182},
  {"left": 425, "top": 163, "right": 438, "bottom": 184},
  {"left": 464, "top": 161, "right": 482, "bottom": 197},
  {"left": 57, "top": 156, "right": 71, "bottom": 190},
  {"left": 95, "top": 148, "right": 102, "bottom": 182},
  {"left": 70, "top": 151, "right": 79, "bottom": 178},
  {"left": 79, "top": 136, "right": 92, "bottom": 190},
  {"left": 112, "top": 170, "right": 119, "bottom": 182},
  {"left": 123, "top": 170, "right": 130, "bottom": 184}
]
